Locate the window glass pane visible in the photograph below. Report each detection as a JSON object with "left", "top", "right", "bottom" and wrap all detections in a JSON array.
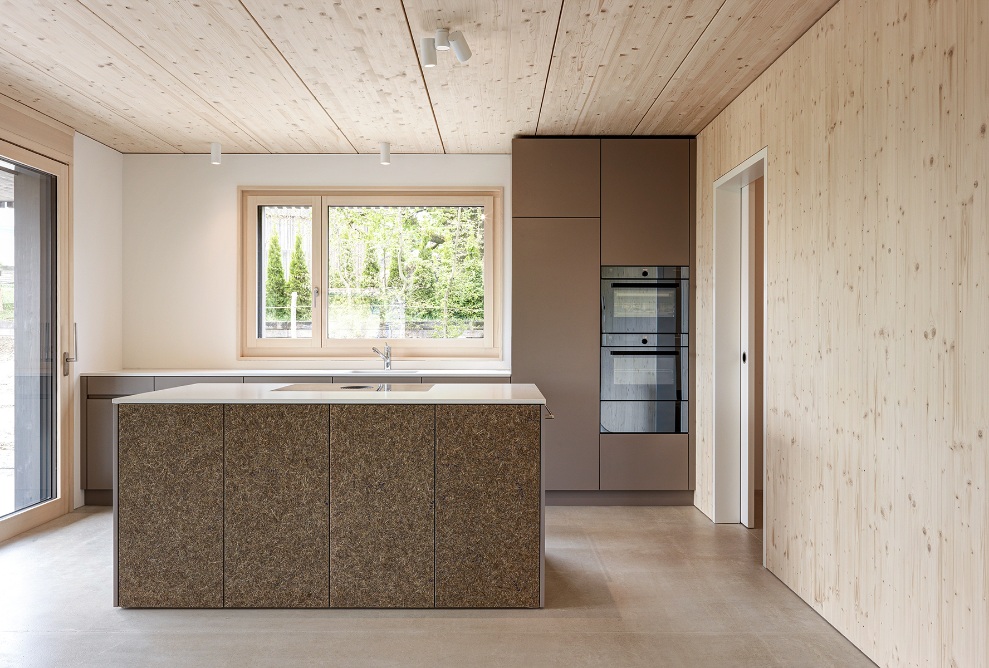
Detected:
[
  {"left": 258, "top": 206, "right": 312, "bottom": 339},
  {"left": 325, "top": 206, "right": 484, "bottom": 340},
  {"left": 0, "top": 157, "right": 57, "bottom": 518}
]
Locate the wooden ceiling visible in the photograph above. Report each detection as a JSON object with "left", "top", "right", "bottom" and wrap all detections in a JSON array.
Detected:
[{"left": 0, "top": 0, "right": 837, "bottom": 154}]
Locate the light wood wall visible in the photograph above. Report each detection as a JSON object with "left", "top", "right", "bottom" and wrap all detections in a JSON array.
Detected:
[{"left": 694, "top": 0, "right": 988, "bottom": 665}]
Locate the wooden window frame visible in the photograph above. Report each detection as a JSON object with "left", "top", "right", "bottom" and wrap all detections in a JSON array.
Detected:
[
  {"left": 0, "top": 138, "right": 73, "bottom": 543},
  {"left": 240, "top": 186, "right": 503, "bottom": 361}
]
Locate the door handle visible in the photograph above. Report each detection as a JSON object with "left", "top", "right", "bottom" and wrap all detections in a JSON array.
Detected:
[{"left": 62, "top": 322, "right": 78, "bottom": 376}]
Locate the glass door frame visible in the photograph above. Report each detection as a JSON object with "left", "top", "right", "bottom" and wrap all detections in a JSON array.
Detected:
[{"left": 0, "top": 138, "right": 73, "bottom": 543}]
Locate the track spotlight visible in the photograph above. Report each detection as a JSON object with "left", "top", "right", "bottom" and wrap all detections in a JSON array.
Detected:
[
  {"left": 420, "top": 28, "right": 472, "bottom": 67},
  {"left": 420, "top": 37, "right": 436, "bottom": 68},
  {"left": 435, "top": 28, "right": 450, "bottom": 51},
  {"left": 449, "top": 31, "right": 471, "bottom": 63}
]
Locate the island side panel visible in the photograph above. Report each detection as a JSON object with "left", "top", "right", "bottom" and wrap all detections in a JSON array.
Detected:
[
  {"left": 435, "top": 404, "right": 541, "bottom": 608},
  {"left": 224, "top": 404, "right": 330, "bottom": 608},
  {"left": 329, "top": 404, "right": 435, "bottom": 608},
  {"left": 117, "top": 404, "right": 224, "bottom": 608}
]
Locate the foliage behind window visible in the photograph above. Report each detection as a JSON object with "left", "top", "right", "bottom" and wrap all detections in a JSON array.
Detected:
[{"left": 325, "top": 206, "right": 484, "bottom": 339}]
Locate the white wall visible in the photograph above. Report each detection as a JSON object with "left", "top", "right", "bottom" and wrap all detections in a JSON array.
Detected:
[
  {"left": 121, "top": 154, "right": 511, "bottom": 370},
  {"left": 72, "top": 133, "right": 123, "bottom": 507}
]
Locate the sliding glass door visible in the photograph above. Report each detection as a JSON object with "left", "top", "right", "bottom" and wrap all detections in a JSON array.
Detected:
[{"left": 0, "top": 154, "right": 57, "bottom": 519}]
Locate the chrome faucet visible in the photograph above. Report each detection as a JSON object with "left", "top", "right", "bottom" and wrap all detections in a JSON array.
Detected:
[{"left": 372, "top": 342, "right": 392, "bottom": 370}]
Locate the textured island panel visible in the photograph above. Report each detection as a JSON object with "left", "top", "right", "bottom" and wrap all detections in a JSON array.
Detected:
[
  {"left": 117, "top": 404, "right": 224, "bottom": 608},
  {"left": 435, "top": 404, "right": 541, "bottom": 608},
  {"left": 329, "top": 404, "right": 434, "bottom": 608},
  {"left": 224, "top": 404, "right": 329, "bottom": 608}
]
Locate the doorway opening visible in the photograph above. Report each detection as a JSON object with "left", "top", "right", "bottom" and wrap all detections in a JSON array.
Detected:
[{"left": 712, "top": 149, "right": 766, "bottom": 544}]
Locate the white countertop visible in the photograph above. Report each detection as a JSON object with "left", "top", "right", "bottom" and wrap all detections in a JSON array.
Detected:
[
  {"left": 83, "top": 369, "right": 511, "bottom": 377},
  {"left": 113, "top": 382, "right": 545, "bottom": 405}
]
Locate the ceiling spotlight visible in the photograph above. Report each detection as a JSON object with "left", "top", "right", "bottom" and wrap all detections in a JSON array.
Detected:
[
  {"left": 435, "top": 28, "right": 450, "bottom": 51},
  {"left": 449, "top": 31, "right": 471, "bottom": 63},
  {"left": 420, "top": 37, "right": 436, "bottom": 68},
  {"left": 380, "top": 142, "right": 391, "bottom": 165},
  {"left": 210, "top": 142, "right": 221, "bottom": 165}
]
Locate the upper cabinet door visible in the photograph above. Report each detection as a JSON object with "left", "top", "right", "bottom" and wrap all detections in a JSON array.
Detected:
[
  {"left": 512, "top": 138, "right": 600, "bottom": 218},
  {"left": 601, "top": 139, "right": 690, "bottom": 266}
]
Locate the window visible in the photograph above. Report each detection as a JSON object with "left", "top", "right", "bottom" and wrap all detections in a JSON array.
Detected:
[{"left": 241, "top": 188, "right": 502, "bottom": 359}]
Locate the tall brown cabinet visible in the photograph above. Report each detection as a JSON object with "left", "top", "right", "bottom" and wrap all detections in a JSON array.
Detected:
[{"left": 512, "top": 137, "right": 695, "bottom": 496}]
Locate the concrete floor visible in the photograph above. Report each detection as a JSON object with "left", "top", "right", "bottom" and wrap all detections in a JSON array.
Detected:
[{"left": 0, "top": 505, "right": 874, "bottom": 667}]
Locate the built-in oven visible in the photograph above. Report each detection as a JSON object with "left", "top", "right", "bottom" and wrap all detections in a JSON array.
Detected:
[
  {"left": 601, "top": 266, "right": 689, "bottom": 434},
  {"left": 601, "top": 266, "right": 688, "bottom": 336},
  {"left": 600, "top": 334, "right": 687, "bottom": 433}
]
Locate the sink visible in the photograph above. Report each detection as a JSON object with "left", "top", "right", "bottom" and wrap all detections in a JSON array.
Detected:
[{"left": 274, "top": 383, "right": 433, "bottom": 392}]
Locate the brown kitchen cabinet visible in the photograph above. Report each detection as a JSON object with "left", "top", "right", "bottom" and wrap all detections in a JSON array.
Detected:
[
  {"left": 599, "top": 434, "right": 689, "bottom": 491},
  {"left": 512, "top": 138, "right": 600, "bottom": 218},
  {"left": 512, "top": 217, "right": 600, "bottom": 490},
  {"left": 601, "top": 138, "right": 692, "bottom": 266}
]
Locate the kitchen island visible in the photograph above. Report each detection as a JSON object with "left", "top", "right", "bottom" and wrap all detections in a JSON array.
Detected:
[{"left": 112, "top": 382, "right": 545, "bottom": 609}]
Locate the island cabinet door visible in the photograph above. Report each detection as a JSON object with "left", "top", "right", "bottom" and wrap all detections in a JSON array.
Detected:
[
  {"left": 223, "top": 404, "right": 330, "bottom": 608},
  {"left": 435, "top": 404, "right": 541, "bottom": 608},
  {"left": 116, "top": 404, "right": 224, "bottom": 608},
  {"left": 329, "top": 405, "right": 435, "bottom": 608}
]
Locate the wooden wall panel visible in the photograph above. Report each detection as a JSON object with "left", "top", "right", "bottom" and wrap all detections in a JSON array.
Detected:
[{"left": 693, "top": 0, "right": 988, "bottom": 665}]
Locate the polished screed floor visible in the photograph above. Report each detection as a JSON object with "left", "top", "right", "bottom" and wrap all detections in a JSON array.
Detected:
[{"left": 0, "top": 506, "right": 874, "bottom": 667}]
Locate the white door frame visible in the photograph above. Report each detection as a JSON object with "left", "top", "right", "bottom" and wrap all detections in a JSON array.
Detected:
[{"left": 712, "top": 148, "right": 767, "bottom": 528}]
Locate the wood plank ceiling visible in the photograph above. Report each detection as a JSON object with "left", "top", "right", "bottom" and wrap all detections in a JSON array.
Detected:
[{"left": 0, "top": 0, "right": 838, "bottom": 154}]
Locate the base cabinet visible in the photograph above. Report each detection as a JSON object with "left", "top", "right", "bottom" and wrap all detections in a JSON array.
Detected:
[
  {"left": 599, "top": 434, "right": 689, "bottom": 491},
  {"left": 330, "top": 405, "right": 435, "bottom": 608},
  {"left": 435, "top": 405, "right": 541, "bottom": 608},
  {"left": 224, "top": 404, "right": 329, "bottom": 608},
  {"left": 116, "top": 404, "right": 224, "bottom": 608}
]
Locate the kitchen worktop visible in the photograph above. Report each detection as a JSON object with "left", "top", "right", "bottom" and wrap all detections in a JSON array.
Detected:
[
  {"left": 83, "top": 369, "right": 511, "bottom": 377},
  {"left": 112, "top": 382, "right": 545, "bottom": 405}
]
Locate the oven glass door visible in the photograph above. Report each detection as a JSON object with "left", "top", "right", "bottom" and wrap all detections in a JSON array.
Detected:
[
  {"left": 601, "top": 348, "right": 683, "bottom": 401},
  {"left": 601, "top": 281, "right": 680, "bottom": 334},
  {"left": 600, "top": 400, "right": 686, "bottom": 433}
]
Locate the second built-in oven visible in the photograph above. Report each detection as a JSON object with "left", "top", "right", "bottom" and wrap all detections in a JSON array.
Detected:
[{"left": 600, "top": 333, "right": 688, "bottom": 433}]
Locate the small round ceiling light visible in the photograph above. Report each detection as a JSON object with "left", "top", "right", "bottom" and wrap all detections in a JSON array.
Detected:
[{"left": 379, "top": 142, "right": 391, "bottom": 165}]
